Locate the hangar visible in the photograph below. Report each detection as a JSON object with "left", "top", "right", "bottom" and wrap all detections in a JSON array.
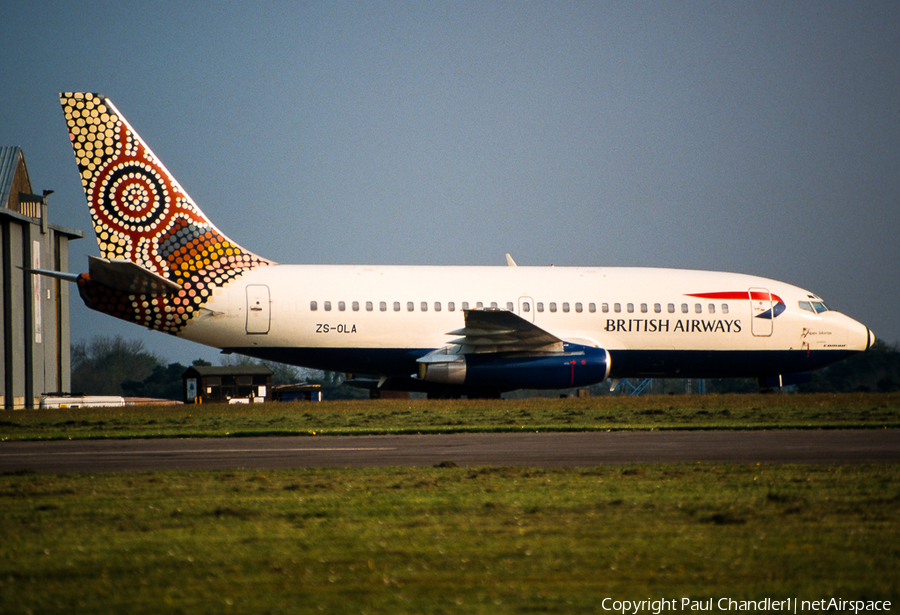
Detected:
[{"left": 0, "top": 147, "right": 82, "bottom": 409}]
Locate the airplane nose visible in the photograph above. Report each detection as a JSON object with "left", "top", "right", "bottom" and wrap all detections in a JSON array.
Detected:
[{"left": 844, "top": 316, "right": 874, "bottom": 352}]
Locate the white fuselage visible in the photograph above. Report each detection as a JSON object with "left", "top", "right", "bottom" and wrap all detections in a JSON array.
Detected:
[{"left": 179, "top": 264, "right": 872, "bottom": 384}]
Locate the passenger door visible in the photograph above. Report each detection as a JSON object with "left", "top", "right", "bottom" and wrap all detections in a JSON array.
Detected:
[
  {"left": 246, "top": 285, "right": 271, "bottom": 334},
  {"left": 749, "top": 287, "right": 773, "bottom": 337}
]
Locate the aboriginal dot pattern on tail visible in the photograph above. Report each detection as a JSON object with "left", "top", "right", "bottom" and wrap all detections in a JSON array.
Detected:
[{"left": 61, "top": 92, "right": 270, "bottom": 334}]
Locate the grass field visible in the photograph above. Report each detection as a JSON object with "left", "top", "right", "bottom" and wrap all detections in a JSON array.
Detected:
[
  {"left": 1, "top": 393, "right": 897, "bottom": 613},
  {"left": 1, "top": 392, "right": 898, "bottom": 441},
  {"left": 0, "top": 464, "right": 897, "bottom": 614}
]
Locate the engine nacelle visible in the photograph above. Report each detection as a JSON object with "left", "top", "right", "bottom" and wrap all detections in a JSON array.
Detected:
[{"left": 417, "top": 344, "right": 611, "bottom": 391}]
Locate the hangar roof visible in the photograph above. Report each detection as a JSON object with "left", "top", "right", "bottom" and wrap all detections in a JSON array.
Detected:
[
  {"left": 0, "top": 146, "right": 27, "bottom": 209},
  {"left": 0, "top": 146, "right": 83, "bottom": 239}
]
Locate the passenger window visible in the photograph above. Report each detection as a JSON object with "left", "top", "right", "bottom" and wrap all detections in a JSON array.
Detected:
[
  {"left": 722, "top": 304, "right": 729, "bottom": 314},
  {"left": 681, "top": 303, "right": 688, "bottom": 314},
  {"left": 589, "top": 303, "right": 596, "bottom": 313},
  {"left": 668, "top": 303, "right": 675, "bottom": 313},
  {"left": 462, "top": 301, "right": 469, "bottom": 310},
  {"left": 352, "top": 301, "right": 359, "bottom": 312},
  {"left": 435, "top": 302, "right": 441, "bottom": 312},
  {"left": 575, "top": 302, "right": 583, "bottom": 313},
  {"left": 562, "top": 302, "right": 570, "bottom": 313},
  {"left": 448, "top": 302, "right": 455, "bottom": 311},
  {"left": 602, "top": 303, "right": 609, "bottom": 313},
  {"left": 407, "top": 302, "right": 414, "bottom": 312},
  {"left": 365, "top": 301, "right": 373, "bottom": 312},
  {"left": 550, "top": 302, "right": 557, "bottom": 313},
  {"left": 627, "top": 303, "right": 634, "bottom": 313},
  {"left": 523, "top": 302, "right": 531, "bottom": 313},
  {"left": 614, "top": 303, "right": 621, "bottom": 313},
  {"left": 708, "top": 304, "right": 715, "bottom": 314},
  {"left": 536, "top": 302, "right": 544, "bottom": 312},
  {"left": 421, "top": 302, "right": 428, "bottom": 312},
  {"left": 338, "top": 301, "right": 346, "bottom": 312},
  {"left": 654, "top": 303, "right": 661, "bottom": 313},
  {"left": 506, "top": 302, "right": 514, "bottom": 311},
  {"left": 310, "top": 301, "right": 318, "bottom": 311},
  {"left": 695, "top": 304, "right": 702, "bottom": 314},
  {"left": 324, "top": 301, "right": 332, "bottom": 312},
  {"left": 476, "top": 301, "right": 484, "bottom": 309},
  {"left": 393, "top": 301, "right": 400, "bottom": 312},
  {"left": 490, "top": 302, "right": 498, "bottom": 309},
  {"left": 379, "top": 301, "right": 387, "bottom": 312},
  {"left": 640, "top": 303, "right": 647, "bottom": 313}
]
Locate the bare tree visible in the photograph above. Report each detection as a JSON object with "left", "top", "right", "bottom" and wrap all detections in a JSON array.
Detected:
[
  {"left": 219, "top": 354, "right": 321, "bottom": 385},
  {"left": 71, "top": 335, "right": 161, "bottom": 395}
]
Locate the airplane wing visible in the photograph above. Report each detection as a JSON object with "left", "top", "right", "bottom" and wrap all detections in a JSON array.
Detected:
[{"left": 446, "top": 309, "right": 564, "bottom": 355}]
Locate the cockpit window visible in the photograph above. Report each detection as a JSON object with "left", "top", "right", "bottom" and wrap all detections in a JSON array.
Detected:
[{"left": 799, "top": 301, "right": 829, "bottom": 314}]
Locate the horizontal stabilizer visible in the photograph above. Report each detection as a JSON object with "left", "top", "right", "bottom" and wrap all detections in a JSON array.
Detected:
[
  {"left": 18, "top": 267, "right": 80, "bottom": 283},
  {"left": 88, "top": 256, "right": 182, "bottom": 295}
]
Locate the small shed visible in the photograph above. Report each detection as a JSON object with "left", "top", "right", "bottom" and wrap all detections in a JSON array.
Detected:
[{"left": 182, "top": 365, "right": 272, "bottom": 404}]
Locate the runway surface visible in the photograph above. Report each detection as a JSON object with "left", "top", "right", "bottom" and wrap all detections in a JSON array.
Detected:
[{"left": 0, "top": 430, "right": 898, "bottom": 474}]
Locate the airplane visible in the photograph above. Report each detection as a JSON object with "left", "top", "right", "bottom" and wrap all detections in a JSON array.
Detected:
[{"left": 53, "top": 92, "right": 874, "bottom": 397}]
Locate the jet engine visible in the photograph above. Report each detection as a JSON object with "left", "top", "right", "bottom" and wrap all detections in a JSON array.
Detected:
[{"left": 417, "top": 344, "right": 610, "bottom": 391}]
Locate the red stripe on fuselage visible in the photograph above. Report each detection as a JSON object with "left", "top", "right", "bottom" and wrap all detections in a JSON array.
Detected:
[{"left": 687, "top": 291, "right": 784, "bottom": 304}]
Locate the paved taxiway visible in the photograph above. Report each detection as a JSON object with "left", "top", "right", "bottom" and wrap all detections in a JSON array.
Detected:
[{"left": 0, "top": 430, "right": 898, "bottom": 473}]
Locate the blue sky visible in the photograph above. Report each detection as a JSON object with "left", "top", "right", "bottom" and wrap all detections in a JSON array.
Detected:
[{"left": 1, "top": 1, "right": 898, "bottom": 366}]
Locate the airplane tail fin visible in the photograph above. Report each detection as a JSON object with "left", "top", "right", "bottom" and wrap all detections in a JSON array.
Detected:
[{"left": 60, "top": 92, "right": 271, "bottom": 334}]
